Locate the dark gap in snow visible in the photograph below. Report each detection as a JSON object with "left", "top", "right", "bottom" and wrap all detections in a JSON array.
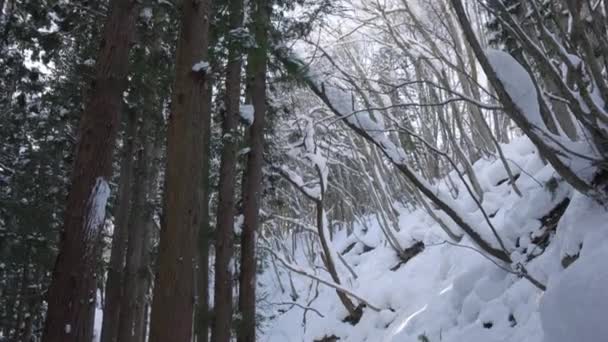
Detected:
[
  {"left": 417, "top": 334, "right": 430, "bottom": 342},
  {"left": 509, "top": 313, "right": 517, "bottom": 327},
  {"left": 561, "top": 243, "right": 582, "bottom": 269},
  {"left": 538, "top": 197, "right": 570, "bottom": 228},
  {"left": 591, "top": 168, "right": 608, "bottom": 194},
  {"left": 360, "top": 244, "right": 374, "bottom": 254},
  {"left": 342, "top": 304, "right": 364, "bottom": 325},
  {"left": 527, "top": 197, "right": 571, "bottom": 261},
  {"left": 483, "top": 321, "right": 494, "bottom": 329},
  {"left": 489, "top": 210, "right": 499, "bottom": 218},
  {"left": 341, "top": 242, "right": 356, "bottom": 255},
  {"left": 390, "top": 241, "right": 425, "bottom": 271},
  {"left": 314, "top": 335, "right": 340, "bottom": 342},
  {"left": 495, "top": 173, "right": 520, "bottom": 186}
]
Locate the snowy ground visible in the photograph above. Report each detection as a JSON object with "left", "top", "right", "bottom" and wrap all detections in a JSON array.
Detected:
[{"left": 259, "top": 136, "right": 608, "bottom": 342}]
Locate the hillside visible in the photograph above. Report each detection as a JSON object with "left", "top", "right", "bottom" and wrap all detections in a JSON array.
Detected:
[{"left": 260, "top": 136, "right": 608, "bottom": 342}]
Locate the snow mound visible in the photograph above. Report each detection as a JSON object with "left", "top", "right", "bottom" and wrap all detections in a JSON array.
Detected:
[{"left": 540, "top": 245, "right": 608, "bottom": 342}]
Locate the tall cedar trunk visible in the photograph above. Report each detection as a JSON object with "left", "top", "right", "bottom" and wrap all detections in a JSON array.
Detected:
[
  {"left": 117, "top": 116, "right": 149, "bottom": 342},
  {"left": 132, "top": 110, "right": 163, "bottom": 342},
  {"left": 148, "top": 0, "right": 211, "bottom": 340},
  {"left": 41, "top": 1, "right": 138, "bottom": 341},
  {"left": 212, "top": 0, "right": 244, "bottom": 340},
  {"left": 238, "top": 1, "right": 269, "bottom": 341},
  {"left": 131, "top": 224, "right": 150, "bottom": 342},
  {"left": 195, "top": 77, "right": 213, "bottom": 342},
  {"left": 195, "top": 13, "right": 219, "bottom": 342},
  {"left": 131, "top": 120, "right": 161, "bottom": 342},
  {"left": 101, "top": 109, "right": 137, "bottom": 342}
]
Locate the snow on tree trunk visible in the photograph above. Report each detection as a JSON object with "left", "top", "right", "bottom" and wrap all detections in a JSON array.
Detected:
[{"left": 84, "top": 178, "right": 111, "bottom": 242}]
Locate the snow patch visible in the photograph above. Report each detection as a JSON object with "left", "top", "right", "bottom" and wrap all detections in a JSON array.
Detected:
[
  {"left": 192, "top": 61, "right": 210, "bottom": 73},
  {"left": 240, "top": 104, "right": 254, "bottom": 125},
  {"left": 84, "top": 177, "right": 111, "bottom": 237}
]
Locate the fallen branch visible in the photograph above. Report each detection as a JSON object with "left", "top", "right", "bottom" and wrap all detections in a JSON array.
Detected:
[
  {"left": 261, "top": 245, "right": 382, "bottom": 311},
  {"left": 272, "top": 301, "right": 325, "bottom": 318}
]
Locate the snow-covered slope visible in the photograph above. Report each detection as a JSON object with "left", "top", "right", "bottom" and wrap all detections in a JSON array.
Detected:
[{"left": 259, "top": 136, "right": 608, "bottom": 342}]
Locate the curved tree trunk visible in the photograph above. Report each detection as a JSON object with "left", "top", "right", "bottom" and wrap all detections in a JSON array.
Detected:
[{"left": 316, "top": 201, "right": 357, "bottom": 316}]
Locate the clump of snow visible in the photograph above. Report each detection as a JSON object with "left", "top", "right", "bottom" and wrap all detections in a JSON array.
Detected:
[
  {"left": 192, "top": 61, "right": 209, "bottom": 73},
  {"left": 140, "top": 7, "right": 153, "bottom": 21},
  {"left": 486, "top": 49, "right": 544, "bottom": 131},
  {"left": 240, "top": 104, "right": 254, "bottom": 125},
  {"left": 234, "top": 214, "right": 244, "bottom": 235}
]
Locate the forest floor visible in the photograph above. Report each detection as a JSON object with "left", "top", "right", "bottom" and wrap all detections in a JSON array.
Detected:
[{"left": 259, "top": 136, "right": 608, "bottom": 342}]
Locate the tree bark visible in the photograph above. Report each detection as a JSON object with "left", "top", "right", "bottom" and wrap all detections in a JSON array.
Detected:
[
  {"left": 238, "top": 1, "right": 270, "bottom": 341},
  {"left": 212, "top": 0, "right": 244, "bottom": 340},
  {"left": 42, "top": 1, "right": 138, "bottom": 341},
  {"left": 117, "top": 115, "right": 149, "bottom": 342},
  {"left": 316, "top": 201, "right": 357, "bottom": 316},
  {"left": 100, "top": 109, "right": 137, "bottom": 342},
  {"left": 195, "top": 82, "right": 213, "bottom": 342},
  {"left": 148, "top": 0, "right": 212, "bottom": 340},
  {"left": 131, "top": 113, "right": 162, "bottom": 342}
]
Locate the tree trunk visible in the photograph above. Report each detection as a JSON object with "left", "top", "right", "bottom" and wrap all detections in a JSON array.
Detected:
[
  {"left": 148, "top": 0, "right": 212, "bottom": 340},
  {"left": 117, "top": 114, "right": 150, "bottom": 342},
  {"left": 130, "top": 192, "right": 154, "bottom": 342},
  {"left": 101, "top": 109, "right": 137, "bottom": 342},
  {"left": 132, "top": 110, "right": 163, "bottom": 342},
  {"left": 195, "top": 84, "right": 213, "bottom": 342},
  {"left": 238, "top": 1, "right": 270, "bottom": 341},
  {"left": 316, "top": 201, "right": 357, "bottom": 316},
  {"left": 42, "top": 1, "right": 138, "bottom": 341},
  {"left": 212, "top": 0, "right": 244, "bottom": 340}
]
